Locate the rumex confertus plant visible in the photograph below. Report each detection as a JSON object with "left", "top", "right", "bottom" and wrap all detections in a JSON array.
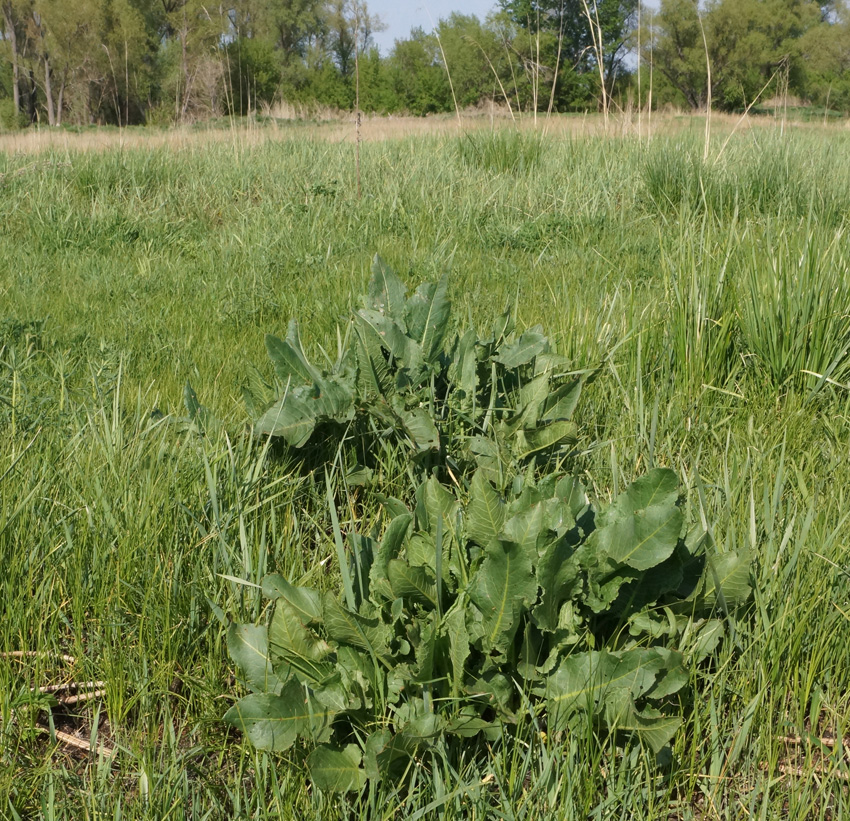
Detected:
[{"left": 221, "top": 257, "right": 751, "bottom": 793}]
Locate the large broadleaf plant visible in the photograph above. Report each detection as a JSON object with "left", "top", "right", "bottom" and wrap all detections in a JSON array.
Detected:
[
  {"left": 225, "top": 467, "right": 751, "bottom": 790},
  {"left": 241, "top": 255, "right": 586, "bottom": 483}
]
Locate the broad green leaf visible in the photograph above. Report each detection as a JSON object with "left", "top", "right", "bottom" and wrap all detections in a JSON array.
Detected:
[
  {"left": 226, "top": 623, "right": 285, "bottom": 695},
  {"left": 494, "top": 328, "right": 549, "bottom": 369},
  {"left": 405, "top": 275, "right": 451, "bottom": 364},
  {"left": 468, "top": 539, "right": 537, "bottom": 648},
  {"left": 370, "top": 513, "right": 412, "bottom": 600},
  {"left": 253, "top": 393, "right": 315, "bottom": 445},
  {"left": 519, "top": 420, "right": 577, "bottom": 458},
  {"left": 534, "top": 539, "right": 581, "bottom": 631},
  {"left": 703, "top": 549, "right": 752, "bottom": 610},
  {"left": 467, "top": 470, "right": 506, "bottom": 547},
  {"left": 514, "top": 373, "right": 551, "bottom": 429},
  {"left": 353, "top": 319, "right": 393, "bottom": 397},
  {"left": 542, "top": 378, "right": 584, "bottom": 421},
  {"left": 387, "top": 559, "right": 438, "bottom": 608},
  {"left": 368, "top": 255, "right": 408, "bottom": 319},
  {"left": 364, "top": 730, "right": 418, "bottom": 780},
  {"left": 265, "top": 321, "right": 320, "bottom": 384},
  {"left": 399, "top": 407, "right": 440, "bottom": 451},
  {"left": 262, "top": 575, "right": 322, "bottom": 624},
  {"left": 322, "top": 593, "right": 391, "bottom": 663},
  {"left": 416, "top": 477, "right": 459, "bottom": 534},
  {"left": 356, "top": 309, "right": 415, "bottom": 364},
  {"left": 223, "top": 679, "right": 333, "bottom": 752},
  {"left": 603, "top": 469, "right": 680, "bottom": 521},
  {"left": 300, "top": 377, "right": 354, "bottom": 420},
  {"left": 449, "top": 327, "right": 479, "bottom": 398},
  {"left": 503, "top": 502, "right": 544, "bottom": 555},
  {"left": 268, "top": 600, "right": 334, "bottom": 685},
  {"left": 593, "top": 502, "right": 683, "bottom": 572},
  {"left": 603, "top": 695, "right": 683, "bottom": 754},
  {"left": 307, "top": 744, "right": 367, "bottom": 793},
  {"left": 443, "top": 603, "right": 470, "bottom": 696}
]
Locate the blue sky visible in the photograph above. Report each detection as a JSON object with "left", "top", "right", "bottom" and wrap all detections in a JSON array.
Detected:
[
  {"left": 368, "top": 0, "right": 499, "bottom": 55},
  {"left": 367, "top": 1, "right": 660, "bottom": 56}
]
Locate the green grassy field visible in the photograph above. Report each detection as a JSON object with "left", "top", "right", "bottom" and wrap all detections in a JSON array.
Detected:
[{"left": 1, "top": 118, "right": 850, "bottom": 819}]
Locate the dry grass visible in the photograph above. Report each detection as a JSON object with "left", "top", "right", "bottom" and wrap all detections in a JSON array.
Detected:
[{"left": 2, "top": 108, "right": 846, "bottom": 157}]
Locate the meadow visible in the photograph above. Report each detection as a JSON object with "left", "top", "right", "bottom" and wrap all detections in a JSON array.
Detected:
[{"left": 1, "top": 113, "right": 849, "bottom": 819}]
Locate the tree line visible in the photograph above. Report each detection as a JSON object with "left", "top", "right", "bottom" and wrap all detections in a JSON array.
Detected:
[{"left": 1, "top": 1, "right": 849, "bottom": 129}]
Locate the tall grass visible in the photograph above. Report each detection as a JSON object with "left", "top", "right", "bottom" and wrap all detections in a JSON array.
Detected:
[{"left": 1, "top": 121, "right": 850, "bottom": 818}]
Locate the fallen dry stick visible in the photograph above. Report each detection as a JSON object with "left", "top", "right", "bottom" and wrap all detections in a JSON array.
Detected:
[
  {"left": 35, "top": 726, "right": 115, "bottom": 758},
  {"left": 0, "top": 651, "right": 76, "bottom": 665}
]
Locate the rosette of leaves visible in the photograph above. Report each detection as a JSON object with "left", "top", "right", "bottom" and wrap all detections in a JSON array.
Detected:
[
  {"left": 241, "top": 256, "right": 586, "bottom": 482},
  {"left": 224, "top": 467, "right": 750, "bottom": 792}
]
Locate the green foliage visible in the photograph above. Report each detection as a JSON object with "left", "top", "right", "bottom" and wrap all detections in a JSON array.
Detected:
[
  {"left": 0, "top": 98, "right": 27, "bottom": 130},
  {"left": 457, "top": 129, "right": 545, "bottom": 174},
  {"left": 226, "top": 38, "right": 282, "bottom": 115},
  {"left": 226, "top": 466, "right": 749, "bottom": 790},
  {"left": 246, "top": 256, "right": 584, "bottom": 483}
]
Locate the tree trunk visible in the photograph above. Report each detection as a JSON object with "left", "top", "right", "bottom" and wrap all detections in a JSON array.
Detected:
[
  {"left": 44, "top": 54, "right": 55, "bottom": 126},
  {"left": 1, "top": 3, "right": 21, "bottom": 115},
  {"left": 56, "top": 70, "right": 66, "bottom": 126}
]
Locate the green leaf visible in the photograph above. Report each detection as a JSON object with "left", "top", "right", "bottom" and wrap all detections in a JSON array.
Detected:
[
  {"left": 307, "top": 744, "right": 367, "bottom": 793},
  {"left": 268, "top": 600, "right": 334, "bottom": 685},
  {"left": 262, "top": 576, "right": 322, "bottom": 624},
  {"left": 541, "top": 378, "right": 584, "bottom": 421},
  {"left": 368, "top": 255, "right": 408, "bottom": 319},
  {"left": 387, "top": 559, "right": 438, "bottom": 608},
  {"left": 227, "top": 623, "right": 285, "bottom": 695},
  {"left": 603, "top": 696, "right": 683, "bottom": 754},
  {"left": 322, "top": 593, "right": 391, "bottom": 663},
  {"left": 502, "top": 502, "right": 544, "bottom": 556},
  {"left": 416, "top": 477, "right": 459, "bottom": 534},
  {"left": 534, "top": 539, "right": 581, "bottom": 631},
  {"left": 370, "top": 513, "right": 412, "bottom": 601},
  {"left": 468, "top": 539, "right": 537, "bottom": 649},
  {"left": 604, "top": 469, "right": 680, "bottom": 520},
  {"left": 703, "top": 549, "right": 752, "bottom": 610},
  {"left": 519, "top": 420, "right": 577, "bottom": 458},
  {"left": 266, "top": 320, "right": 320, "bottom": 384},
  {"left": 405, "top": 275, "right": 451, "bottom": 364},
  {"left": 364, "top": 730, "right": 417, "bottom": 780},
  {"left": 253, "top": 393, "right": 316, "bottom": 445},
  {"left": 494, "top": 328, "right": 549, "bottom": 369},
  {"left": 399, "top": 407, "right": 440, "bottom": 451},
  {"left": 223, "top": 679, "right": 333, "bottom": 751},
  {"left": 443, "top": 602, "right": 470, "bottom": 696},
  {"left": 466, "top": 470, "right": 506, "bottom": 547},
  {"left": 593, "top": 471, "right": 684, "bottom": 571}
]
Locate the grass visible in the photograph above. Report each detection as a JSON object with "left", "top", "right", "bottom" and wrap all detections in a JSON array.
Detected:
[{"left": 1, "top": 115, "right": 850, "bottom": 818}]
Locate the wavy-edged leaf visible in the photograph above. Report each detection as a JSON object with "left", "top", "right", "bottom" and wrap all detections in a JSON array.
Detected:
[
  {"left": 322, "top": 593, "right": 392, "bottom": 663},
  {"left": 223, "top": 679, "right": 334, "bottom": 752},
  {"left": 308, "top": 744, "right": 367, "bottom": 793},
  {"left": 399, "top": 407, "right": 440, "bottom": 451},
  {"left": 519, "top": 420, "right": 577, "bottom": 458},
  {"left": 368, "top": 255, "right": 408, "bottom": 318},
  {"left": 541, "top": 378, "right": 584, "bottom": 421},
  {"left": 387, "top": 559, "right": 438, "bottom": 608},
  {"left": 405, "top": 275, "right": 451, "bottom": 364},
  {"left": 262, "top": 575, "right": 322, "bottom": 623},
  {"left": 268, "top": 600, "right": 334, "bottom": 685},
  {"left": 266, "top": 320, "right": 320, "bottom": 384},
  {"left": 494, "top": 328, "right": 549, "bottom": 369},
  {"left": 468, "top": 539, "right": 537, "bottom": 649},
  {"left": 703, "top": 549, "right": 752, "bottom": 610},
  {"left": 467, "top": 470, "right": 506, "bottom": 547},
  {"left": 227, "top": 623, "right": 285, "bottom": 695},
  {"left": 594, "top": 502, "right": 683, "bottom": 572},
  {"left": 253, "top": 393, "right": 315, "bottom": 445}
]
